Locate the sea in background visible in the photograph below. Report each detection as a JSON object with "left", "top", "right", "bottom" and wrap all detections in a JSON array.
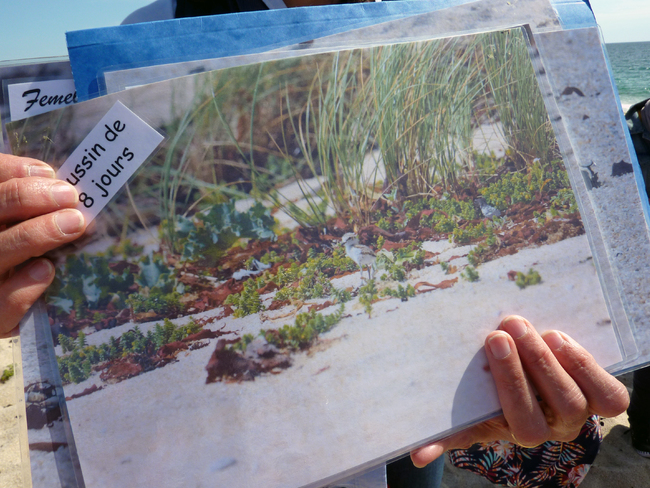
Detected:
[{"left": 606, "top": 41, "right": 650, "bottom": 109}]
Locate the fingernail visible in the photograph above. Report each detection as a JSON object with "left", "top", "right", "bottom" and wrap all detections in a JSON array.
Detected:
[
  {"left": 51, "top": 183, "right": 78, "bottom": 207},
  {"left": 28, "top": 259, "right": 53, "bottom": 282},
  {"left": 501, "top": 316, "right": 528, "bottom": 339},
  {"left": 28, "top": 165, "right": 55, "bottom": 178},
  {"left": 488, "top": 332, "right": 511, "bottom": 359},
  {"left": 544, "top": 330, "right": 565, "bottom": 351},
  {"left": 55, "top": 210, "right": 84, "bottom": 235}
]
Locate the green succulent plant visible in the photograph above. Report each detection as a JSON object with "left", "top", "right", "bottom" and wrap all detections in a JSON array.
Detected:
[
  {"left": 461, "top": 265, "right": 480, "bottom": 282},
  {"left": 224, "top": 279, "right": 265, "bottom": 318},
  {"left": 57, "top": 318, "right": 202, "bottom": 384},
  {"left": 515, "top": 268, "right": 542, "bottom": 289}
]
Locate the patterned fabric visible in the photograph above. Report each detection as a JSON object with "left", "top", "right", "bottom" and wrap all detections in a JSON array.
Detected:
[{"left": 448, "top": 415, "right": 602, "bottom": 488}]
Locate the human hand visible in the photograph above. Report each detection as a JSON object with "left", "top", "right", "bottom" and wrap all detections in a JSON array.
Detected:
[
  {"left": 0, "top": 154, "right": 86, "bottom": 336},
  {"left": 411, "top": 315, "right": 629, "bottom": 467}
]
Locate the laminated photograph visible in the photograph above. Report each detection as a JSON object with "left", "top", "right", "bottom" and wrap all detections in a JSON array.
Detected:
[{"left": 9, "top": 27, "right": 633, "bottom": 487}]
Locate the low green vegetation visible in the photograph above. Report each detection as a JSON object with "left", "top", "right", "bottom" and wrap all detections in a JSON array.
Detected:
[
  {"left": 259, "top": 250, "right": 284, "bottom": 266},
  {"left": 48, "top": 254, "right": 134, "bottom": 318},
  {"left": 467, "top": 237, "right": 497, "bottom": 267},
  {"left": 224, "top": 279, "right": 265, "bottom": 317},
  {"left": 479, "top": 159, "right": 571, "bottom": 212},
  {"left": 381, "top": 284, "right": 416, "bottom": 301},
  {"left": 461, "top": 265, "right": 480, "bottom": 282},
  {"left": 135, "top": 254, "right": 179, "bottom": 293},
  {"left": 376, "top": 216, "right": 394, "bottom": 232},
  {"left": 379, "top": 261, "right": 406, "bottom": 282},
  {"left": 405, "top": 197, "right": 477, "bottom": 230},
  {"left": 331, "top": 287, "right": 352, "bottom": 304},
  {"left": 0, "top": 365, "right": 14, "bottom": 384},
  {"left": 368, "top": 158, "right": 579, "bottom": 250},
  {"left": 127, "top": 291, "right": 185, "bottom": 317},
  {"left": 471, "top": 150, "right": 501, "bottom": 178},
  {"left": 515, "top": 269, "right": 542, "bottom": 289},
  {"left": 274, "top": 267, "right": 333, "bottom": 302},
  {"left": 48, "top": 252, "right": 186, "bottom": 320},
  {"left": 268, "top": 246, "right": 357, "bottom": 302},
  {"left": 452, "top": 222, "right": 493, "bottom": 244},
  {"left": 377, "top": 242, "right": 426, "bottom": 282},
  {"left": 175, "top": 201, "right": 277, "bottom": 265},
  {"left": 57, "top": 318, "right": 201, "bottom": 384},
  {"left": 358, "top": 279, "right": 379, "bottom": 317},
  {"left": 550, "top": 188, "right": 579, "bottom": 215},
  {"left": 261, "top": 305, "right": 345, "bottom": 350}
]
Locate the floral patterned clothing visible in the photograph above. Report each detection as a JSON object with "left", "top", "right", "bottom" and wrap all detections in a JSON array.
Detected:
[{"left": 447, "top": 415, "right": 602, "bottom": 488}]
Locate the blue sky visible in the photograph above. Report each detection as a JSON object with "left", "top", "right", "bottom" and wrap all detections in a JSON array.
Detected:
[
  {"left": 0, "top": 0, "right": 153, "bottom": 61},
  {"left": 0, "top": 0, "right": 648, "bottom": 62},
  {"left": 590, "top": 0, "right": 650, "bottom": 43}
]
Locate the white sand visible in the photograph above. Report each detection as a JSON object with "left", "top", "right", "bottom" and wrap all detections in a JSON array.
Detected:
[{"left": 0, "top": 338, "right": 23, "bottom": 488}]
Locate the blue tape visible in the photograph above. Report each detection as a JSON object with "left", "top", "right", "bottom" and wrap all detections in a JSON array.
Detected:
[
  {"left": 67, "top": 0, "right": 598, "bottom": 101},
  {"left": 67, "top": 0, "right": 469, "bottom": 101}
]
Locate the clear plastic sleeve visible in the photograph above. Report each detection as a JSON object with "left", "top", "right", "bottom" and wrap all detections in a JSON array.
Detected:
[
  {"left": 9, "top": 5, "right": 649, "bottom": 488},
  {"left": 533, "top": 26, "right": 650, "bottom": 372}
]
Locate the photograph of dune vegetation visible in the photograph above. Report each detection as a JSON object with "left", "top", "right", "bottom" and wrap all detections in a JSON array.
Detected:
[{"left": 10, "top": 28, "right": 623, "bottom": 488}]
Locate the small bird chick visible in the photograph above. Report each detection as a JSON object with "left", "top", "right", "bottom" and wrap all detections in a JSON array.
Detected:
[
  {"left": 475, "top": 197, "right": 501, "bottom": 219},
  {"left": 341, "top": 233, "right": 376, "bottom": 281}
]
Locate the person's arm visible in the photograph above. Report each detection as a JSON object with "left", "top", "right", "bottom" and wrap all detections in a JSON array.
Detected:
[
  {"left": 641, "top": 99, "right": 650, "bottom": 135},
  {"left": 411, "top": 315, "right": 630, "bottom": 466},
  {"left": 0, "top": 154, "right": 86, "bottom": 336}
]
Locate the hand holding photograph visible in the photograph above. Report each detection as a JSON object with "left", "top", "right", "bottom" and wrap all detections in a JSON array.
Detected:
[{"left": 10, "top": 28, "right": 630, "bottom": 487}]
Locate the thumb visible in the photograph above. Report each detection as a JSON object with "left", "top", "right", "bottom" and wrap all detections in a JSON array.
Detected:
[{"left": 410, "top": 438, "right": 453, "bottom": 468}]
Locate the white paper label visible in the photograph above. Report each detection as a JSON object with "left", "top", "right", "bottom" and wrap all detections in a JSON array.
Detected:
[
  {"left": 8, "top": 79, "right": 77, "bottom": 121},
  {"left": 56, "top": 101, "right": 164, "bottom": 223}
]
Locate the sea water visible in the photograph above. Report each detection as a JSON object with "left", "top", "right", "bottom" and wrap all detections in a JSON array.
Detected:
[{"left": 606, "top": 41, "right": 650, "bottom": 108}]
